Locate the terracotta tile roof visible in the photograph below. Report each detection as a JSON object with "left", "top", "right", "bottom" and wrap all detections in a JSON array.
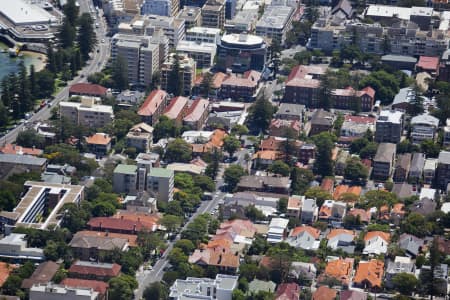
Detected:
[
  {"left": 364, "top": 231, "right": 390, "bottom": 242},
  {"left": 347, "top": 186, "right": 362, "bottom": 196},
  {"left": 87, "top": 216, "right": 158, "bottom": 233},
  {"left": 212, "top": 72, "right": 227, "bottom": 89},
  {"left": 391, "top": 203, "right": 405, "bottom": 215},
  {"left": 348, "top": 208, "right": 370, "bottom": 223},
  {"left": 218, "top": 219, "right": 257, "bottom": 237},
  {"left": 287, "top": 196, "right": 302, "bottom": 210},
  {"left": 61, "top": 278, "right": 109, "bottom": 295},
  {"left": 0, "top": 262, "right": 17, "bottom": 287},
  {"left": 324, "top": 258, "right": 354, "bottom": 285},
  {"left": 353, "top": 259, "right": 384, "bottom": 289},
  {"left": 312, "top": 286, "right": 338, "bottom": 300},
  {"left": 138, "top": 89, "right": 168, "bottom": 116},
  {"left": 327, "top": 229, "right": 355, "bottom": 240},
  {"left": 208, "top": 129, "right": 227, "bottom": 148},
  {"left": 189, "top": 248, "right": 239, "bottom": 268},
  {"left": 333, "top": 185, "right": 362, "bottom": 200},
  {"left": 320, "top": 178, "right": 334, "bottom": 193},
  {"left": 69, "top": 261, "right": 121, "bottom": 278},
  {"left": 221, "top": 70, "right": 261, "bottom": 88},
  {"left": 190, "top": 157, "right": 208, "bottom": 167},
  {"left": 207, "top": 238, "right": 233, "bottom": 249},
  {"left": 260, "top": 137, "right": 302, "bottom": 152},
  {"left": 275, "top": 283, "right": 300, "bottom": 300},
  {"left": 86, "top": 133, "right": 111, "bottom": 145},
  {"left": 21, "top": 261, "right": 59, "bottom": 289},
  {"left": 252, "top": 150, "right": 283, "bottom": 161},
  {"left": 286, "top": 65, "right": 326, "bottom": 88},
  {"left": 319, "top": 205, "right": 332, "bottom": 219},
  {"left": 183, "top": 98, "right": 209, "bottom": 122},
  {"left": 270, "top": 119, "right": 301, "bottom": 132},
  {"left": 417, "top": 56, "right": 440, "bottom": 71},
  {"left": 0, "top": 144, "right": 43, "bottom": 156},
  {"left": 69, "top": 83, "right": 107, "bottom": 96},
  {"left": 290, "top": 226, "right": 321, "bottom": 239},
  {"left": 344, "top": 115, "right": 376, "bottom": 124},
  {"left": 163, "top": 96, "right": 189, "bottom": 119},
  {"left": 75, "top": 230, "right": 138, "bottom": 247},
  {"left": 359, "top": 86, "right": 375, "bottom": 99}
]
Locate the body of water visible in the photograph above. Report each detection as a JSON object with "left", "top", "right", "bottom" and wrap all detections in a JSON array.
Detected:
[{"left": 0, "top": 43, "right": 46, "bottom": 81}]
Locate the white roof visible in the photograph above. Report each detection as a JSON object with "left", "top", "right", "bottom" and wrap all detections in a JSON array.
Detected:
[
  {"left": 176, "top": 40, "right": 217, "bottom": 54},
  {"left": 0, "top": 0, "right": 58, "bottom": 25},
  {"left": 187, "top": 26, "right": 221, "bottom": 35},
  {"left": 269, "top": 217, "right": 289, "bottom": 229},
  {"left": 441, "top": 202, "right": 450, "bottom": 214},
  {"left": 378, "top": 110, "right": 403, "bottom": 124},
  {"left": 411, "top": 114, "right": 440, "bottom": 128},
  {"left": 221, "top": 33, "right": 264, "bottom": 46},
  {"left": 419, "top": 188, "right": 436, "bottom": 200}
]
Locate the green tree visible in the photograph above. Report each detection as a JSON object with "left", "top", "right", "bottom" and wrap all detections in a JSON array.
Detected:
[
  {"left": 63, "top": 0, "right": 79, "bottom": 25},
  {"left": 269, "top": 160, "right": 290, "bottom": 176},
  {"left": 344, "top": 157, "right": 368, "bottom": 182},
  {"left": 59, "top": 18, "right": 76, "bottom": 48},
  {"left": 277, "top": 197, "right": 288, "bottom": 213},
  {"left": 35, "top": 70, "right": 55, "bottom": 98},
  {"left": 194, "top": 175, "right": 215, "bottom": 192},
  {"left": 159, "top": 214, "right": 182, "bottom": 233},
  {"left": 143, "top": 282, "right": 168, "bottom": 300},
  {"left": 247, "top": 96, "right": 276, "bottom": 133},
  {"left": 167, "top": 54, "right": 183, "bottom": 96},
  {"left": 112, "top": 54, "right": 128, "bottom": 91},
  {"left": 359, "top": 70, "right": 400, "bottom": 104},
  {"left": 174, "top": 239, "right": 195, "bottom": 255},
  {"left": 231, "top": 124, "right": 249, "bottom": 138},
  {"left": 223, "top": 135, "right": 241, "bottom": 157},
  {"left": 108, "top": 275, "right": 138, "bottom": 300},
  {"left": 401, "top": 212, "right": 430, "bottom": 238},
  {"left": 359, "top": 142, "right": 378, "bottom": 159},
  {"left": 77, "top": 13, "right": 97, "bottom": 61},
  {"left": 16, "top": 130, "right": 45, "bottom": 148},
  {"left": 291, "top": 168, "right": 314, "bottom": 195},
  {"left": 29, "top": 64, "right": 37, "bottom": 97},
  {"left": 313, "top": 132, "right": 335, "bottom": 177},
  {"left": 420, "top": 140, "right": 440, "bottom": 158},
  {"left": 224, "top": 165, "right": 246, "bottom": 191},
  {"left": 305, "top": 187, "right": 332, "bottom": 208},
  {"left": 245, "top": 205, "right": 266, "bottom": 222},
  {"left": 153, "top": 115, "right": 180, "bottom": 141},
  {"left": 165, "top": 138, "right": 192, "bottom": 162},
  {"left": 200, "top": 72, "right": 213, "bottom": 96}
]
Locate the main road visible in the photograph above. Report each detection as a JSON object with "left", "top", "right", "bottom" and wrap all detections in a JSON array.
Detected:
[
  {"left": 1, "top": 0, "right": 110, "bottom": 145},
  {"left": 134, "top": 166, "right": 228, "bottom": 299}
]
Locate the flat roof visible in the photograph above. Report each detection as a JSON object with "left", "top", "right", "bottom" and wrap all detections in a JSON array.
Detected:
[
  {"left": 256, "top": 5, "right": 294, "bottom": 29},
  {"left": 221, "top": 33, "right": 264, "bottom": 46},
  {"left": 114, "top": 164, "right": 137, "bottom": 175},
  {"left": 149, "top": 167, "right": 173, "bottom": 178},
  {"left": 176, "top": 40, "right": 217, "bottom": 53},
  {"left": 0, "top": 0, "right": 58, "bottom": 25}
]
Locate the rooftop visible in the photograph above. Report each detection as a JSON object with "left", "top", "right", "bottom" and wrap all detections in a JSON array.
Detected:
[
  {"left": 0, "top": 0, "right": 58, "bottom": 25},
  {"left": 69, "top": 83, "right": 107, "bottom": 96},
  {"left": 138, "top": 89, "right": 168, "bottom": 117},
  {"left": 61, "top": 278, "right": 109, "bottom": 295},
  {"left": 256, "top": 5, "right": 294, "bottom": 29},
  {"left": 374, "top": 143, "right": 396, "bottom": 163},
  {"left": 69, "top": 261, "right": 121, "bottom": 278},
  {"left": 0, "top": 153, "right": 47, "bottom": 166},
  {"left": 183, "top": 98, "right": 210, "bottom": 123},
  {"left": 378, "top": 110, "right": 403, "bottom": 124},
  {"left": 163, "top": 96, "right": 189, "bottom": 120},
  {"left": 417, "top": 56, "right": 440, "bottom": 71},
  {"left": 21, "top": 261, "right": 59, "bottom": 289},
  {"left": 149, "top": 167, "right": 173, "bottom": 178},
  {"left": 86, "top": 133, "right": 111, "bottom": 145},
  {"left": 114, "top": 164, "right": 137, "bottom": 175},
  {"left": 221, "top": 33, "right": 264, "bottom": 46}
]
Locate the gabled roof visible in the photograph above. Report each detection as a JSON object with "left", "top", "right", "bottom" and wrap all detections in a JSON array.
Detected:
[
  {"left": 61, "top": 278, "right": 109, "bottom": 295},
  {"left": 340, "top": 290, "right": 367, "bottom": 300},
  {"left": 347, "top": 208, "right": 370, "bottom": 223},
  {"left": 183, "top": 98, "right": 209, "bottom": 122},
  {"left": 289, "top": 226, "right": 321, "bottom": 239},
  {"left": 275, "top": 283, "right": 300, "bottom": 300},
  {"left": 138, "top": 89, "right": 168, "bottom": 117},
  {"left": 75, "top": 230, "right": 138, "bottom": 247},
  {"left": 353, "top": 259, "right": 384, "bottom": 288},
  {"left": 163, "top": 96, "right": 189, "bottom": 119},
  {"left": 399, "top": 233, "right": 424, "bottom": 256},
  {"left": 0, "top": 144, "right": 43, "bottom": 156},
  {"left": 327, "top": 229, "right": 355, "bottom": 240},
  {"left": 364, "top": 231, "right": 390, "bottom": 242},
  {"left": 0, "top": 262, "right": 16, "bottom": 287},
  {"left": 21, "top": 261, "right": 59, "bottom": 289},
  {"left": 69, "top": 261, "right": 121, "bottom": 278},
  {"left": 69, "top": 232, "right": 128, "bottom": 251},
  {"left": 86, "top": 133, "right": 111, "bottom": 145},
  {"left": 129, "top": 122, "right": 154, "bottom": 134},
  {"left": 417, "top": 56, "right": 440, "bottom": 71},
  {"left": 324, "top": 258, "right": 353, "bottom": 285},
  {"left": 312, "top": 286, "right": 338, "bottom": 300},
  {"left": 331, "top": 0, "right": 353, "bottom": 18},
  {"left": 69, "top": 83, "right": 107, "bottom": 96},
  {"left": 221, "top": 70, "right": 261, "bottom": 88}
]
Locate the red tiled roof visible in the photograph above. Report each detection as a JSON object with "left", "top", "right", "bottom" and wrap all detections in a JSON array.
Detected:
[
  {"left": 320, "top": 178, "right": 334, "bottom": 193},
  {"left": 327, "top": 229, "right": 355, "bottom": 240},
  {"left": 260, "top": 137, "right": 302, "bottom": 151},
  {"left": 0, "top": 262, "right": 16, "bottom": 287},
  {"left": 354, "top": 259, "right": 384, "bottom": 289},
  {"left": 417, "top": 56, "right": 440, "bottom": 71},
  {"left": 183, "top": 98, "right": 209, "bottom": 122},
  {"left": 312, "top": 286, "right": 338, "bottom": 300},
  {"left": 163, "top": 96, "right": 189, "bottom": 119},
  {"left": 87, "top": 217, "right": 158, "bottom": 233},
  {"left": 285, "top": 65, "right": 326, "bottom": 88},
  {"left": 343, "top": 115, "right": 376, "bottom": 124},
  {"left": 364, "top": 231, "right": 390, "bottom": 242},
  {"left": 138, "top": 90, "right": 168, "bottom": 117},
  {"left": 69, "top": 83, "right": 107, "bottom": 96},
  {"left": 221, "top": 70, "right": 261, "bottom": 88},
  {"left": 69, "top": 261, "right": 121, "bottom": 278},
  {"left": 290, "top": 226, "right": 321, "bottom": 239},
  {"left": 62, "top": 278, "right": 109, "bottom": 295},
  {"left": 359, "top": 86, "right": 375, "bottom": 98},
  {"left": 0, "top": 144, "right": 43, "bottom": 156},
  {"left": 86, "top": 133, "right": 111, "bottom": 145},
  {"left": 324, "top": 258, "right": 353, "bottom": 285},
  {"left": 348, "top": 208, "right": 370, "bottom": 223},
  {"left": 276, "top": 283, "right": 300, "bottom": 300}
]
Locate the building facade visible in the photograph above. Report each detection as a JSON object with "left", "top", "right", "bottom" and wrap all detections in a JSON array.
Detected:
[{"left": 161, "top": 53, "right": 197, "bottom": 96}]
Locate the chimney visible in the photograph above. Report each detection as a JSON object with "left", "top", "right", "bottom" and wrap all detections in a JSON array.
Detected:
[{"left": 133, "top": 224, "right": 137, "bottom": 233}]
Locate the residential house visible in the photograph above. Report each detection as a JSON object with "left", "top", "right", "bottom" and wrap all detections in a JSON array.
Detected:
[
  {"left": 59, "top": 98, "right": 114, "bottom": 129},
  {"left": 393, "top": 153, "right": 411, "bottom": 182},
  {"left": 331, "top": 86, "right": 375, "bottom": 111},
  {"left": 68, "top": 261, "right": 121, "bottom": 282},
  {"left": 286, "top": 226, "right": 321, "bottom": 250},
  {"left": 269, "top": 119, "right": 301, "bottom": 138},
  {"left": 220, "top": 70, "right": 261, "bottom": 101},
  {"left": 87, "top": 214, "right": 160, "bottom": 235},
  {"left": 289, "top": 262, "right": 317, "bottom": 282},
  {"left": 437, "top": 151, "right": 450, "bottom": 189},
  {"left": 312, "top": 286, "right": 338, "bottom": 300},
  {"left": 252, "top": 151, "right": 283, "bottom": 168},
  {"left": 347, "top": 208, "right": 370, "bottom": 224},
  {"left": 363, "top": 231, "right": 390, "bottom": 255},
  {"left": 283, "top": 65, "right": 326, "bottom": 107},
  {"left": 85, "top": 133, "right": 111, "bottom": 159},
  {"left": 69, "top": 83, "right": 108, "bottom": 98},
  {"left": 163, "top": 96, "right": 189, "bottom": 126},
  {"left": 169, "top": 275, "right": 238, "bottom": 300},
  {"left": 320, "top": 178, "right": 334, "bottom": 195},
  {"left": 321, "top": 258, "right": 354, "bottom": 287},
  {"left": 61, "top": 279, "right": 109, "bottom": 300},
  {"left": 0, "top": 262, "right": 16, "bottom": 287},
  {"left": 353, "top": 259, "right": 384, "bottom": 291},
  {"left": 275, "top": 103, "right": 305, "bottom": 121},
  {"left": 275, "top": 283, "right": 300, "bottom": 300},
  {"left": 21, "top": 261, "right": 59, "bottom": 289},
  {"left": 423, "top": 158, "right": 438, "bottom": 184},
  {"left": 69, "top": 232, "right": 130, "bottom": 261},
  {"left": 409, "top": 152, "right": 426, "bottom": 183},
  {"left": 301, "top": 198, "right": 318, "bottom": 224},
  {"left": 385, "top": 256, "right": 415, "bottom": 288},
  {"left": 375, "top": 110, "right": 404, "bottom": 144},
  {"left": 392, "top": 87, "right": 418, "bottom": 112},
  {"left": 392, "top": 183, "right": 414, "bottom": 200},
  {"left": 267, "top": 218, "right": 289, "bottom": 243},
  {"left": 318, "top": 200, "right": 347, "bottom": 223},
  {"left": 340, "top": 291, "right": 367, "bottom": 300},
  {"left": 339, "top": 115, "right": 376, "bottom": 145},
  {"left": 326, "top": 229, "right": 356, "bottom": 253},
  {"left": 335, "top": 151, "right": 350, "bottom": 176},
  {"left": 29, "top": 283, "right": 99, "bottom": 300},
  {"left": 0, "top": 144, "right": 43, "bottom": 156},
  {"left": 372, "top": 143, "right": 397, "bottom": 180},
  {"left": 390, "top": 203, "right": 406, "bottom": 225},
  {"left": 333, "top": 185, "right": 361, "bottom": 202},
  {"left": 309, "top": 109, "right": 334, "bottom": 136},
  {"left": 222, "top": 192, "right": 279, "bottom": 217},
  {"left": 416, "top": 56, "right": 440, "bottom": 77},
  {"left": 286, "top": 195, "right": 303, "bottom": 219},
  {"left": 126, "top": 123, "right": 154, "bottom": 153},
  {"left": 410, "top": 188, "right": 437, "bottom": 215},
  {"left": 420, "top": 264, "right": 448, "bottom": 296},
  {"left": 248, "top": 279, "right": 276, "bottom": 295},
  {"left": 237, "top": 176, "right": 291, "bottom": 196},
  {"left": 0, "top": 154, "right": 47, "bottom": 176},
  {"left": 183, "top": 98, "right": 210, "bottom": 130},
  {"left": 410, "top": 114, "right": 440, "bottom": 144},
  {"left": 138, "top": 89, "right": 170, "bottom": 126},
  {"left": 189, "top": 247, "right": 239, "bottom": 273}
]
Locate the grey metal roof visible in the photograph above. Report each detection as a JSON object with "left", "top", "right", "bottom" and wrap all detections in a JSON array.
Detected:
[
  {"left": 0, "top": 154, "right": 47, "bottom": 166},
  {"left": 374, "top": 143, "right": 396, "bottom": 163},
  {"left": 438, "top": 151, "right": 450, "bottom": 164}
]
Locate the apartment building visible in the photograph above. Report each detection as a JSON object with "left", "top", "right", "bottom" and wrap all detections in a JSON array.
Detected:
[
  {"left": 176, "top": 40, "right": 216, "bottom": 68},
  {"left": 163, "top": 96, "right": 190, "bottom": 126},
  {"left": 177, "top": 6, "right": 202, "bottom": 29},
  {"left": 59, "top": 97, "right": 114, "bottom": 129},
  {"left": 437, "top": 151, "right": 450, "bottom": 189},
  {"left": 220, "top": 70, "right": 262, "bottom": 101},
  {"left": 186, "top": 26, "right": 221, "bottom": 43},
  {"left": 375, "top": 110, "right": 404, "bottom": 143},
  {"left": 30, "top": 283, "right": 99, "bottom": 300},
  {"left": 284, "top": 65, "right": 326, "bottom": 107},
  {"left": 111, "top": 34, "right": 161, "bottom": 87},
  {"left": 138, "top": 89, "right": 170, "bottom": 125},
  {"left": 201, "top": 0, "right": 226, "bottom": 29},
  {"left": 170, "top": 275, "right": 238, "bottom": 300},
  {"left": 331, "top": 86, "right": 375, "bottom": 111},
  {"left": 183, "top": 98, "right": 210, "bottom": 130},
  {"left": 141, "top": 0, "right": 180, "bottom": 17},
  {"left": 113, "top": 164, "right": 138, "bottom": 195},
  {"left": 373, "top": 143, "right": 397, "bottom": 180},
  {"left": 161, "top": 53, "right": 197, "bottom": 96},
  {"left": 104, "top": 0, "right": 144, "bottom": 30},
  {"left": 256, "top": 6, "right": 294, "bottom": 45},
  {"left": 147, "top": 168, "right": 174, "bottom": 203},
  {"left": 126, "top": 123, "right": 154, "bottom": 153},
  {"left": 225, "top": 10, "right": 258, "bottom": 33},
  {"left": 410, "top": 114, "right": 440, "bottom": 144}
]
